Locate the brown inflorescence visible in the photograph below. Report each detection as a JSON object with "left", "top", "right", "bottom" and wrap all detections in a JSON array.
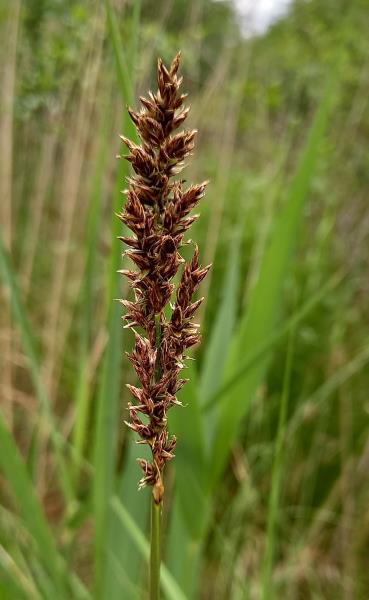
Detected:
[{"left": 117, "top": 52, "right": 210, "bottom": 504}]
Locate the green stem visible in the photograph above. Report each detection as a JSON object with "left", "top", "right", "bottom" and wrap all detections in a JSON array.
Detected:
[{"left": 150, "top": 497, "right": 161, "bottom": 599}]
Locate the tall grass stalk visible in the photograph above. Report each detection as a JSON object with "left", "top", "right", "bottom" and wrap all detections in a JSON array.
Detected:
[
  {"left": 0, "top": 0, "right": 20, "bottom": 427},
  {"left": 93, "top": 4, "right": 140, "bottom": 596},
  {"left": 0, "top": 238, "right": 74, "bottom": 503},
  {"left": 261, "top": 330, "right": 294, "bottom": 599},
  {"left": 117, "top": 52, "right": 209, "bottom": 597},
  {"left": 150, "top": 500, "right": 161, "bottom": 599}
]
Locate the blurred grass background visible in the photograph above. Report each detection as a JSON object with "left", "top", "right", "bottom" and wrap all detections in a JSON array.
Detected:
[{"left": 1, "top": 0, "right": 369, "bottom": 598}]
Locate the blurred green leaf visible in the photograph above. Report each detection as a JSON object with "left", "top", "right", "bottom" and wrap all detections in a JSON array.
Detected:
[
  {"left": 0, "top": 413, "right": 66, "bottom": 597},
  {"left": 72, "top": 91, "right": 112, "bottom": 485},
  {"left": 0, "top": 545, "right": 36, "bottom": 600},
  {"left": 110, "top": 497, "right": 187, "bottom": 600},
  {"left": 261, "top": 331, "right": 294, "bottom": 599},
  {"left": 165, "top": 362, "right": 208, "bottom": 595},
  {"left": 0, "top": 236, "right": 73, "bottom": 502},
  {"left": 200, "top": 228, "right": 242, "bottom": 447},
  {"left": 170, "top": 361, "right": 207, "bottom": 538},
  {"left": 203, "top": 270, "right": 343, "bottom": 412},
  {"left": 104, "top": 442, "right": 149, "bottom": 599},
  {"left": 93, "top": 2, "right": 141, "bottom": 597},
  {"left": 288, "top": 340, "right": 369, "bottom": 439},
  {"left": 209, "top": 66, "right": 340, "bottom": 487}
]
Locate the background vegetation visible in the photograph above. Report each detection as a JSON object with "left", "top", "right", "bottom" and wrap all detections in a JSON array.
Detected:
[{"left": 1, "top": 0, "right": 369, "bottom": 598}]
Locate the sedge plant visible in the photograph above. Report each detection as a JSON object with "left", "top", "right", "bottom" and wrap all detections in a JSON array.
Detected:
[{"left": 117, "top": 52, "right": 210, "bottom": 598}]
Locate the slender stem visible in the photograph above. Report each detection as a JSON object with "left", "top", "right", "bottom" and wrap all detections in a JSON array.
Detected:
[{"left": 150, "top": 496, "right": 161, "bottom": 599}]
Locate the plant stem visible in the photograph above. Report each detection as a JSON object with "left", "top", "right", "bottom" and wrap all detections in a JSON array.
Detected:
[{"left": 150, "top": 497, "right": 161, "bottom": 599}]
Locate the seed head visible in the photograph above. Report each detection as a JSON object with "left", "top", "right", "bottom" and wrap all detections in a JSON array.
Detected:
[{"left": 118, "top": 52, "right": 210, "bottom": 504}]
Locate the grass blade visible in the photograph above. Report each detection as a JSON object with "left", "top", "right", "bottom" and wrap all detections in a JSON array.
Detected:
[
  {"left": 209, "top": 68, "right": 340, "bottom": 487},
  {"left": 104, "top": 0, "right": 134, "bottom": 105},
  {"left": 105, "top": 443, "right": 150, "bottom": 599},
  {"left": 200, "top": 228, "right": 242, "bottom": 448},
  {"left": 92, "top": 241, "right": 124, "bottom": 597},
  {"left": 288, "top": 340, "right": 369, "bottom": 440},
  {"left": 165, "top": 495, "right": 205, "bottom": 598},
  {"left": 72, "top": 94, "right": 112, "bottom": 483},
  {"left": 170, "top": 361, "right": 207, "bottom": 538},
  {"left": 203, "top": 271, "right": 343, "bottom": 412},
  {"left": 261, "top": 330, "right": 294, "bottom": 599},
  {"left": 93, "top": 3, "right": 140, "bottom": 596},
  {"left": 165, "top": 363, "right": 208, "bottom": 595},
  {"left": 110, "top": 497, "right": 187, "bottom": 600},
  {"left": 0, "top": 413, "right": 65, "bottom": 595},
  {"left": 0, "top": 545, "right": 39, "bottom": 600},
  {"left": 0, "top": 236, "right": 73, "bottom": 502}
]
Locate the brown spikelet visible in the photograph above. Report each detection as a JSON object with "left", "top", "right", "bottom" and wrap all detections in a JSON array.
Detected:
[{"left": 118, "top": 52, "right": 210, "bottom": 504}]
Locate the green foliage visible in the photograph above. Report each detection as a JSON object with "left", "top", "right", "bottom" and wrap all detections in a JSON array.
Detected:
[{"left": 1, "top": 0, "right": 369, "bottom": 598}]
